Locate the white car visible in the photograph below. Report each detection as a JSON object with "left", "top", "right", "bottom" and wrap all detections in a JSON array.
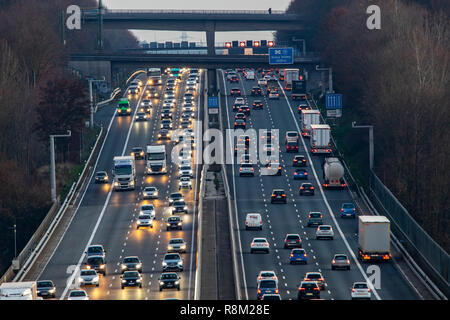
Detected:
[
  {"left": 67, "top": 290, "right": 89, "bottom": 300},
  {"left": 351, "top": 282, "right": 372, "bottom": 300},
  {"left": 79, "top": 269, "right": 99, "bottom": 287},
  {"left": 186, "top": 79, "right": 196, "bottom": 85},
  {"left": 168, "top": 238, "right": 187, "bottom": 253},
  {"left": 257, "top": 270, "right": 278, "bottom": 286},
  {"left": 164, "top": 92, "right": 175, "bottom": 99},
  {"left": 316, "top": 225, "right": 334, "bottom": 240},
  {"left": 137, "top": 214, "right": 153, "bottom": 229},
  {"left": 250, "top": 238, "right": 270, "bottom": 254},
  {"left": 258, "top": 78, "right": 267, "bottom": 86},
  {"left": 142, "top": 186, "right": 158, "bottom": 199},
  {"left": 245, "top": 213, "right": 262, "bottom": 230},
  {"left": 268, "top": 91, "right": 279, "bottom": 99},
  {"left": 179, "top": 165, "right": 193, "bottom": 178},
  {"left": 239, "top": 163, "right": 254, "bottom": 176},
  {"left": 233, "top": 97, "right": 245, "bottom": 106},
  {"left": 179, "top": 176, "right": 192, "bottom": 189},
  {"left": 140, "top": 204, "right": 155, "bottom": 219}
]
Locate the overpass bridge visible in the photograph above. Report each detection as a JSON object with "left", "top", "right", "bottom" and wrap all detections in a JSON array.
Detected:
[{"left": 82, "top": 7, "right": 305, "bottom": 54}]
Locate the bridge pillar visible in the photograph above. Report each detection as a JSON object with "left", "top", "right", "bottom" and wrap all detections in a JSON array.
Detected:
[
  {"left": 207, "top": 69, "right": 218, "bottom": 95},
  {"left": 206, "top": 31, "right": 215, "bottom": 55}
]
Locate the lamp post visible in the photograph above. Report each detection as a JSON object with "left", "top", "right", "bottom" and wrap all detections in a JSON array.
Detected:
[
  {"left": 352, "top": 122, "right": 374, "bottom": 171},
  {"left": 316, "top": 65, "right": 334, "bottom": 94},
  {"left": 50, "top": 130, "right": 72, "bottom": 202}
]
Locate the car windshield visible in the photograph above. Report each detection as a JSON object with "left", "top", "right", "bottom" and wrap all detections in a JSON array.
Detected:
[
  {"left": 335, "top": 255, "right": 347, "bottom": 260},
  {"left": 124, "top": 272, "right": 139, "bottom": 278},
  {"left": 292, "top": 249, "right": 305, "bottom": 254},
  {"left": 70, "top": 291, "right": 86, "bottom": 297},
  {"left": 274, "top": 191, "right": 284, "bottom": 195},
  {"left": 124, "top": 257, "right": 139, "bottom": 263},
  {"left": 170, "top": 193, "right": 182, "bottom": 199},
  {"left": 303, "top": 184, "right": 312, "bottom": 188},
  {"left": 170, "top": 239, "right": 183, "bottom": 244},
  {"left": 87, "top": 257, "right": 103, "bottom": 264},
  {"left": 162, "top": 274, "right": 178, "bottom": 279},
  {"left": 259, "top": 280, "right": 277, "bottom": 289},
  {"left": 310, "top": 213, "right": 322, "bottom": 218},
  {"left": 139, "top": 215, "right": 151, "bottom": 220},
  {"left": 260, "top": 272, "right": 275, "bottom": 278},
  {"left": 287, "top": 235, "right": 299, "bottom": 240},
  {"left": 81, "top": 270, "right": 96, "bottom": 276},
  {"left": 37, "top": 281, "right": 53, "bottom": 287},
  {"left": 165, "top": 254, "right": 180, "bottom": 260},
  {"left": 133, "top": 148, "right": 142, "bottom": 152},
  {"left": 141, "top": 205, "right": 154, "bottom": 211},
  {"left": 354, "top": 283, "right": 368, "bottom": 289},
  {"left": 307, "top": 274, "right": 321, "bottom": 279},
  {"left": 287, "top": 132, "right": 297, "bottom": 137},
  {"left": 254, "top": 239, "right": 266, "bottom": 243},
  {"left": 343, "top": 203, "right": 354, "bottom": 209},
  {"left": 168, "top": 217, "right": 180, "bottom": 222},
  {"left": 302, "top": 283, "right": 316, "bottom": 289},
  {"left": 145, "top": 187, "right": 156, "bottom": 192},
  {"left": 87, "top": 247, "right": 102, "bottom": 254},
  {"left": 96, "top": 172, "right": 106, "bottom": 177},
  {"left": 174, "top": 201, "right": 186, "bottom": 206},
  {"left": 320, "top": 226, "right": 331, "bottom": 230}
]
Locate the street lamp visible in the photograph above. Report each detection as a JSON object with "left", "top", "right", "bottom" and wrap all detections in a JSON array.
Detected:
[
  {"left": 292, "top": 37, "right": 306, "bottom": 56},
  {"left": 316, "top": 65, "right": 334, "bottom": 94},
  {"left": 351, "top": 122, "right": 374, "bottom": 171},
  {"left": 50, "top": 130, "right": 72, "bottom": 202}
]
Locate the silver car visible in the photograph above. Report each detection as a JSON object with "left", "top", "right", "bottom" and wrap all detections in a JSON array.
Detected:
[
  {"left": 162, "top": 253, "right": 183, "bottom": 271},
  {"left": 136, "top": 214, "right": 153, "bottom": 229},
  {"left": 351, "top": 282, "right": 371, "bottom": 300},
  {"left": 316, "top": 225, "right": 334, "bottom": 240},
  {"left": 179, "top": 176, "right": 192, "bottom": 189},
  {"left": 179, "top": 165, "right": 193, "bottom": 178},
  {"left": 140, "top": 204, "right": 155, "bottom": 219},
  {"left": 168, "top": 238, "right": 187, "bottom": 253},
  {"left": 143, "top": 186, "right": 158, "bottom": 199},
  {"left": 79, "top": 269, "right": 99, "bottom": 287},
  {"left": 331, "top": 254, "right": 351, "bottom": 270}
]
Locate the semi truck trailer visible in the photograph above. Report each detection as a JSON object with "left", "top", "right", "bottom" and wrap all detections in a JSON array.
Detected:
[
  {"left": 358, "top": 216, "right": 391, "bottom": 262},
  {"left": 322, "top": 157, "right": 346, "bottom": 188}
]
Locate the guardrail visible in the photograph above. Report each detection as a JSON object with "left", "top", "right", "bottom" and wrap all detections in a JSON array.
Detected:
[
  {"left": 194, "top": 165, "right": 206, "bottom": 300},
  {"left": 85, "top": 9, "right": 287, "bottom": 15},
  {"left": 95, "top": 88, "right": 121, "bottom": 112}
]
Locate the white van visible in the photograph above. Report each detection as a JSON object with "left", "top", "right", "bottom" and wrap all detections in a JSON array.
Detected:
[
  {"left": 245, "top": 213, "right": 262, "bottom": 230},
  {"left": 245, "top": 70, "right": 255, "bottom": 80}
]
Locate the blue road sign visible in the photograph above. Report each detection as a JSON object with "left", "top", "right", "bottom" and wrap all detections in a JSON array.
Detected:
[
  {"left": 208, "top": 96, "right": 219, "bottom": 108},
  {"left": 269, "top": 48, "right": 294, "bottom": 65},
  {"left": 326, "top": 94, "right": 343, "bottom": 109}
]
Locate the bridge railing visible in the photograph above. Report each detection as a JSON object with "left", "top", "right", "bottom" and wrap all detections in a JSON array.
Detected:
[{"left": 84, "top": 9, "right": 287, "bottom": 15}]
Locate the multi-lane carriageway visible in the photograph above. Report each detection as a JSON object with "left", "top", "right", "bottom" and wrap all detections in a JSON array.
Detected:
[
  {"left": 33, "top": 70, "right": 202, "bottom": 300},
  {"left": 220, "top": 69, "right": 420, "bottom": 300}
]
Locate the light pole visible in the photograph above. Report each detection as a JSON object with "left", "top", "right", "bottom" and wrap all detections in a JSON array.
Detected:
[
  {"left": 50, "top": 130, "right": 72, "bottom": 202},
  {"left": 88, "top": 79, "right": 105, "bottom": 128},
  {"left": 292, "top": 37, "right": 306, "bottom": 56},
  {"left": 352, "top": 122, "right": 374, "bottom": 171},
  {"left": 316, "top": 65, "right": 334, "bottom": 94}
]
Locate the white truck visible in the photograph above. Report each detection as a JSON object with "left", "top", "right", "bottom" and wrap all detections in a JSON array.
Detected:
[
  {"left": 147, "top": 67, "right": 162, "bottom": 86},
  {"left": 112, "top": 156, "right": 136, "bottom": 190},
  {"left": 310, "top": 124, "right": 332, "bottom": 154},
  {"left": 322, "top": 157, "right": 346, "bottom": 188},
  {"left": 358, "top": 216, "right": 391, "bottom": 262},
  {"left": 301, "top": 110, "right": 321, "bottom": 138},
  {"left": 245, "top": 70, "right": 255, "bottom": 80},
  {"left": 0, "top": 281, "right": 38, "bottom": 300},
  {"left": 146, "top": 145, "right": 167, "bottom": 174},
  {"left": 283, "top": 68, "right": 299, "bottom": 91}
]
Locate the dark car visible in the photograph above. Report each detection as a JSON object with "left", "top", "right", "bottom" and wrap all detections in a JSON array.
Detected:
[
  {"left": 293, "top": 155, "right": 307, "bottom": 167},
  {"left": 298, "top": 103, "right": 310, "bottom": 112},
  {"left": 252, "top": 100, "right": 263, "bottom": 109},
  {"left": 230, "top": 88, "right": 241, "bottom": 96},
  {"left": 161, "top": 111, "right": 172, "bottom": 120},
  {"left": 297, "top": 281, "right": 320, "bottom": 300},
  {"left": 229, "top": 76, "right": 239, "bottom": 83},
  {"left": 158, "top": 129, "right": 171, "bottom": 140},
  {"left": 264, "top": 162, "right": 282, "bottom": 176},
  {"left": 121, "top": 256, "right": 143, "bottom": 273},
  {"left": 169, "top": 192, "right": 184, "bottom": 205},
  {"left": 36, "top": 280, "right": 56, "bottom": 298},
  {"left": 131, "top": 147, "right": 144, "bottom": 160},
  {"left": 257, "top": 279, "right": 279, "bottom": 300},
  {"left": 283, "top": 234, "right": 302, "bottom": 248},
  {"left": 238, "top": 106, "right": 251, "bottom": 115},
  {"left": 251, "top": 86, "right": 262, "bottom": 96},
  {"left": 161, "top": 119, "right": 172, "bottom": 129},
  {"left": 159, "top": 273, "right": 181, "bottom": 291},
  {"left": 94, "top": 171, "right": 109, "bottom": 183},
  {"left": 167, "top": 216, "right": 183, "bottom": 231},
  {"left": 235, "top": 112, "right": 246, "bottom": 121},
  {"left": 299, "top": 183, "right": 315, "bottom": 196},
  {"left": 121, "top": 271, "right": 142, "bottom": 289},
  {"left": 234, "top": 119, "right": 246, "bottom": 129},
  {"left": 271, "top": 189, "right": 287, "bottom": 203},
  {"left": 86, "top": 256, "right": 106, "bottom": 275},
  {"left": 307, "top": 212, "right": 323, "bottom": 227},
  {"left": 293, "top": 168, "right": 309, "bottom": 180},
  {"left": 172, "top": 200, "right": 188, "bottom": 214}
]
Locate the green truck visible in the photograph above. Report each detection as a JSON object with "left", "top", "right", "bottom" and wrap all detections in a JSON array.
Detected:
[{"left": 117, "top": 98, "right": 131, "bottom": 116}]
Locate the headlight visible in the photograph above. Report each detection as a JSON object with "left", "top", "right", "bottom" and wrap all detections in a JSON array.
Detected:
[
  {"left": 177, "top": 261, "right": 182, "bottom": 265},
  {"left": 49, "top": 288, "right": 56, "bottom": 293},
  {"left": 181, "top": 245, "right": 186, "bottom": 249},
  {"left": 178, "top": 222, "right": 182, "bottom": 226},
  {"left": 121, "top": 264, "right": 127, "bottom": 269},
  {"left": 78, "top": 277, "right": 84, "bottom": 283},
  {"left": 175, "top": 281, "right": 180, "bottom": 285},
  {"left": 136, "top": 279, "right": 141, "bottom": 283},
  {"left": 136, "top": 263, "right": 142, "bottom": 269},
  {"left": 122, "top": 280, "right": 126, "bottom": 283},
  {"left": 160, "top": 281, "right": 164, "bottom": 285},
  {"left": 184, "top": 206, "right": 187, "bottom": 210},
  {"left": 137, "top": 220, "right": 141, "bottom": 224},
  {"left": 167, "top": 223, "right": 170, "bottom": 226},
  {"left": 93, "top": 276, "right": 99, "bottom": 282},
  {"left": 130, "top": 181, "right": 135, "bottom": 186},
  {"left": 162, "top": 261, "right": 167, "bottom": 266},
  {"left": 100, "top": 265, "right": 105, "bottom": 269},
  {"left": 168, "top": 245, "right": 173, "bottom": 250},
  {"left": 114, "top": 182, "right": 119, "bottom": 186}
]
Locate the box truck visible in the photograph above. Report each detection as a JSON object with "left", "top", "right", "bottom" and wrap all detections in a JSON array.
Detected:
[
  {"left": 291, "top": 80, "right": 307, "bottom": 101},
  {"left": 310, "top": 124, "right": 332, "bottom": 154},
  {"left": 0, "top": 281, "right": 38, "bottom": 300},
  {"left": 301, "top": 110, "right": 321, "bottom": 137},
  {"left": 283, "top": 69, "right": 299, "bottom": 91},
  {"left": 358, "top": 216, "right": 391, "bottom": 262}
]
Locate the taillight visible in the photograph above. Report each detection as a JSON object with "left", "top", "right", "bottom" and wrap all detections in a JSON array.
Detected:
[
  {"left": 290, "top": 254, "right": 293, "bottom": 257},
  {"left": 314, "top": 287, "right": 320, "bottom": 291},
  {"left": 347, "top": 260, "right": 350, "bottom": 264},
  {"left": 257, "top": 289, "right": 261, "bottom": 294},
  {"left": 352, "top": 288, "right": 355, "bottom": 293},
  {"left": 300, "top": 187, "right": 304, "bottom": 190},
  {"left": 341, "top": 208, "right": 344, "bottom": 212},
  {"left": 275, "top": 289, "right": 279, "bottom": 294}
]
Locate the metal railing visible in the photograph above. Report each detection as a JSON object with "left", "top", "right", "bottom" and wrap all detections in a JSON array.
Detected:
[{"left": 84, "top": 9, "right": 286, "bottom": 15}]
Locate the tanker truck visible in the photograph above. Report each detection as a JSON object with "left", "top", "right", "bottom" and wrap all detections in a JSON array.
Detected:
[{"left": 322, "top": 157, "right": 346, "bottom": 189}]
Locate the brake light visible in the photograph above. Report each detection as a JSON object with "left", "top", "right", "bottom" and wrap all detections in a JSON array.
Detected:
[
  {"left": 311, "top": 187, "right": 315, "bottom": 189},
  {"left": 368, "top": 288, "right": 371, "bottom": 292},
  {"left": 352, "top": 288, "right": 355, "bottom": 293},
  {"left": 341, "top": 208, "right": 344, "bottom": 212},
  {"left": 299, "top": 287, "right": 305, "bottom": 291},
  {"left": 314, "top": 287, "right": 320, "bottom": 291},
  {"left": 282, "top": 194, "right": 286, "bottom": 197},
  {"left": 275, "top": 289, "right": 279, "bottom": 294},
  {"left": 300, "top": 187, "right": 304, "bottom": 190}
]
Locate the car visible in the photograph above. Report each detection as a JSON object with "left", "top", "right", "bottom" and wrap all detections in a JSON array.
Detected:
[
  {"left": 178, "top": 176, "right": 192, "bottom": 190},
  {"left": 304, "top": 272, "right": 325, "bottom": 290},
  {"left": 351, "top": 282, "right": 372, "bottom": 300},
  {"left": 235, "top": 112, "right": 246, "bottom": 121},
  {"left": 297, "top": 102, "right": 310, "bottom": 112},
  {"left": 234, "top": 143, "right": 248, "bottom": 156},
  {"left": 181, "top": 112, "right": 193, "bottom": 121},
  {"left": 297, "top": 281, "right": 320, "bottom": 300},
  {"left": 285, "top": 131, "right": 299, "bottom": 143},
  {"left": 289, "top": 248, "right": 308, "bottom": 264},
  {"left": 257, "top": 271, "right": 278, "bottom": 286},
  {"left": 240, "top": 154, "right": 253, "bottom": 164},
  {"left": 261, "top": 130, "right": 276, "bottom": 141},
  {"left": 161, "top": 111, "right": 172, "bottom": 120},
  {"left": 268, "top": 91, "right": 279, "bottom": 99},
  {"left": 293, "top": 155, "right": 307, "bottom": 167},
  {"left": 184, "top": 93, "right": 194, "bottom": 101},
  {"left": 161, "top": 119, "right": 173, "bottom": 129},
  {"left": 263, "top": 162, "right": 282, "bottom": 176},
  {"left": 162, "top": 253, "right": 183, "bottom": 271},
  {"left": 239, "top": 163, "right": 254, "bottom": 176},
  {"left": 36, "top": 280, "right": 56, "bottom": 298},
  {"left": 86, "top": 245, "right": 106, "bottom": 259},
  {"left": 251, "top": 86, "right": 262, "bottom": 95},
  {"left": 68, "top": 289, "right": 89, "bottom": 300},
  {"left": 169, "top": 192, "right": 184, "bottom": 205},
  {"left": 307, "top": 212, "right": 323, "bottom": 227},
  {"left": 234, "top": 97, "right": 245, "bottom": 106},
  {"left": 139, "top": 100, "right": 151, "bottom": 113},
  {"left": 179, "top": 165, "right": 193, "bottom": 178},
  {"left": 285, "top": 140, "right": 299, "bottom": 152},
  {"left": 136, "top": 214, "right": 153, "bottom": 229},
  {"left": 284, "top": 234, "right": 302, "bottom": 248},
  {"left": 261, "top": 294, "right": 281, "bottom": 300},
  {"left": 332, "top": 254, "right": 351, "bottom": 270},
  {"left": 238, "top": 105, "right": 251, "bottom": 115},
  {"left": 121, "top": 271, "right": 142, "bottom": 289},
  {"left": 79, "top": 269, "right": 100, "bottom": 286},
  {"left": 143, "top": 186, "right": 158, "bottom": 199},
  {"left": 237, "top": 134, "right": 250, "bottom": 145},
  {"left": 257, "top": 279, "right": 279, "bottom": 300},
  {"left": 230, "top": 88, "right": 241, "bottom": 96},
  {"left": 158, "top": 129, "right": 171, "bottom": 140},
  {"left": 159, "top": 273, "right": 181, "bottom": 291},
  {"left": 316, "top": 225, "right": 334, "bottom": 240},
  {"left": 94, "top": 171, "right": 109, "bottom": 183},
  {"left": 271, "top": 189, "right": 287, "bottom": 203},
  {"left": 299, "top": 183, "right": 315, "bottom": 196},
  {"left": 245, "top": 213, "right": 262, "bottom": 230},
  {"left": 293, "top": 168, "right": 308, "bottom": 180},
  {"left": 263, "top": 144, "right": 276, "bottom": 156},
  {"left": 340, "top": 203, "right": 356, "bottom": 218},
  {"left": 140, "top": 204, "right": 155, "bottom": 219},
  {"left": 121, "top": 256, "right": 143, "bottom": 273},
  {"left": 86, "top": 255, "right": 106, "bottom": 275},
  {"left": 167, "top": 216, "right": 183, "bottom": 231},
  {"left": 168, "top": 238, "right": 187, "bottom": 253},
  {"left": 131, "top": 147, "right": 145, "bottom": 160},
  {"left": 257, "top": 78, "right": 267, "bottom": 86},
  {"left": 234, "top": 118, "right": 246, "bottom": 129},
  {"left": 179, "top": 120, "right": 191, "bottom": 129},
  {"left": 229, "top": 75, "right": 239, "bottom": 83},
  {"left": 250, "top": 238, "right": 270, "bottom": 254},
  {"left": 252, "top": 100, "right": 263, "bottom": 109},
  {"left": 172, "top": 200, "right": 188, "bottom": 214}
]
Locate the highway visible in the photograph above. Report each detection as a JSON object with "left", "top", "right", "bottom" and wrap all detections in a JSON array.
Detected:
[
  {"left": 219, "top": 69, "right": 420, "bottom": 300},
  {"left": 34, "top": 69, "right": 201, "bottom": 300}
]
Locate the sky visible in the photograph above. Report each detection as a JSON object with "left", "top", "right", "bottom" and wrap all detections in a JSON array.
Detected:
[{"left": 100, "top": 0, "right": 293, "bottom": 44}]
